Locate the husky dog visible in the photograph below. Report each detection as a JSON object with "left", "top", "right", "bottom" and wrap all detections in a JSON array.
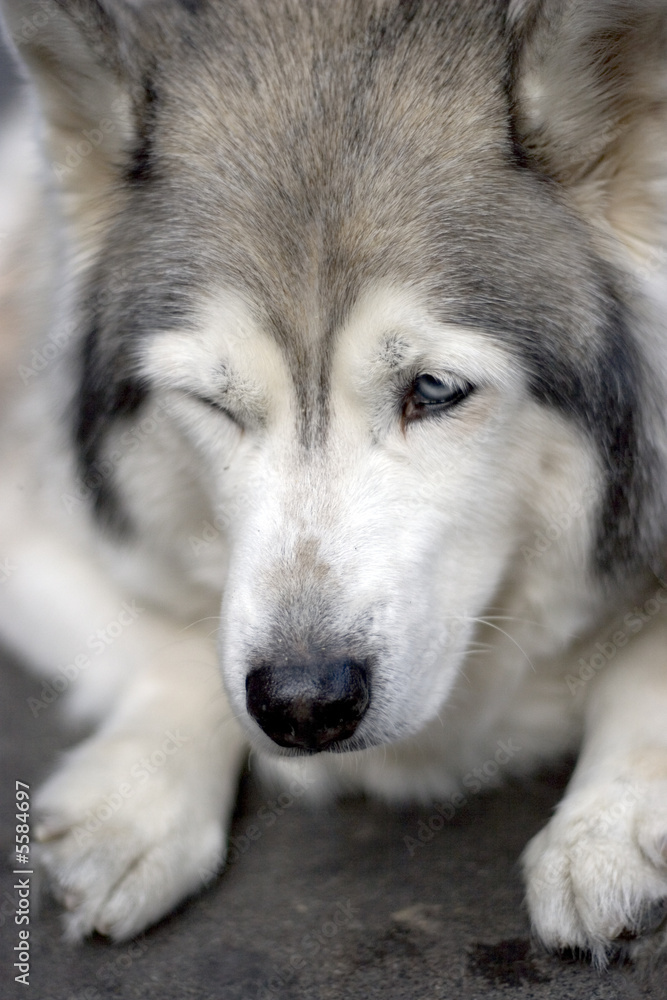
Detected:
[{"left": 0, "top": 0, "right": 666, "bottom": 964}]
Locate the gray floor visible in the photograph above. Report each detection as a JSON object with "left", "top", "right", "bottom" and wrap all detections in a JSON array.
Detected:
[{"left": 1, "top": 648, "right": 664, "bottom": 1000}]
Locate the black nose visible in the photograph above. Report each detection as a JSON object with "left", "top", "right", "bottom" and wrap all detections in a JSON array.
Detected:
[{"left": 245, "top": 659, "right": 371, "bottom": 751}]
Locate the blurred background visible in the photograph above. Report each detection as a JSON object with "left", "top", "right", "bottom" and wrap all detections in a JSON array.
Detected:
[{"left": 0, "top": 29, "right": 18, "bottom": 113}]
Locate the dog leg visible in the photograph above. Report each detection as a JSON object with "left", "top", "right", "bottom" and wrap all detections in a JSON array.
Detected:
[
  {"left": 523, "top": 607, "right": 667, "bottom": 963},
  {"left": 1, "top": 527, "right": 245, "bottom": 941}
]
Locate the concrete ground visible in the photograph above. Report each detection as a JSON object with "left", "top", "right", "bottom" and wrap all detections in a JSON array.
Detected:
[{"left": 1, "top": 648, "right": 665, "bottom": 1000}]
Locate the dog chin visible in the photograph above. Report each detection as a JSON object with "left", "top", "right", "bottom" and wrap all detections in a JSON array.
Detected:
[{"left": 249, "top": 727, "right": 381, "bottom": 758}]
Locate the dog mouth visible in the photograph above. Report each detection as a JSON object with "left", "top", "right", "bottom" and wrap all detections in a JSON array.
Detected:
[{"left": 255, "top": 729, "right": 379, "bottom": 757}]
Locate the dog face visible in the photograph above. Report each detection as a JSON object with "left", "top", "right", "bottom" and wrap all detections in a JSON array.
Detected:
[
  {"left": 141, "top": 284, "right": 557, "bottom": 753},
  {"left": 121, "top": 2, "right": 610, "bottom": 754},
  {"left": 5, "top": 0, "right": 666, "bottom": 753}
]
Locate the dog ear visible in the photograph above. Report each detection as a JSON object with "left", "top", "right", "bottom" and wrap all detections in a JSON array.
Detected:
[
  {"left": 0, "top": 0, "right": 143, "bottom": 192},
  {"left": 510, "top": 0, "right": 667, "bottom": 265}
]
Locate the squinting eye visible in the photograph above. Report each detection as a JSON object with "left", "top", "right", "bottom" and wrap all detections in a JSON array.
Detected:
[
  {"left": 403, "top": 373, "right": 475, "bottom": 422},
  {"left": 188, "top": 392, "right": 242, "bottom": 427}
]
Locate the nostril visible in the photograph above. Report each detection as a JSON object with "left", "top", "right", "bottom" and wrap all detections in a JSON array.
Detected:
[{"left": 245, "top": 659, "right": 371, "bottom": 751}]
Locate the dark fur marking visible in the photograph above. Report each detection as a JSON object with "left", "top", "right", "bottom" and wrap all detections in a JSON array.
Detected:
[
  {"left": 125, "top": 78, "right": 158, "bottom": 185},
  {"left": 499, "top": 284, "right": 645, "bottom": 577},
  {"left": 503, "top": 0, "right": 544, "bottom": 174},
  {"left": 590, "top": 297, "right": 648, "bottom": 577},
  {"left": 504, "top": 105, "right": 532, "bottom": 170},
  {"left": 75, "top": 323, "right": 148, "bottom": 534},
  {"left": 176, "top": 0, "right": 205, "bottom": 12}
]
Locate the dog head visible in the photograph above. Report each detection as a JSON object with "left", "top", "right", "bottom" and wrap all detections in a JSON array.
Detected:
[{"left": 4, "top": 0, "right": 666, "bottom": 753}]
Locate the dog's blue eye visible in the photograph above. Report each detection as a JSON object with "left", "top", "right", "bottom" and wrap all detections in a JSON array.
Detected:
[
  {"left": 414, "top": 374, "right": 457, "bottom": 403},
  {"left": 404, "top": 374, "right": 474, "bottom": 422}
]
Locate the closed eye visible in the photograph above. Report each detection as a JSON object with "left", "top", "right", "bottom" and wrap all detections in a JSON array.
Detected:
[
  {"left": 186, "top": 391, "right": 242, "bottom": 427},
  {"left": 402, "top": 373, "right": 475, "bottom": 423}
]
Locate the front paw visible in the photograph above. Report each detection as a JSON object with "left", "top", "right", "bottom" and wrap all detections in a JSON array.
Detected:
[
  {"left": 33, "top": 729, "right": 231, "bottom": 941},
  {"left": 523, "top": 770, "right": 667, "bottom": 964}
]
